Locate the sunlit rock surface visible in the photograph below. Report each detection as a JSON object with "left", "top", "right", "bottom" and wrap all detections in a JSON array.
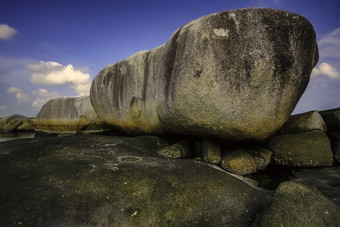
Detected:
[{"left": 90, "top": 8, "right": 318, "bottom": 141}]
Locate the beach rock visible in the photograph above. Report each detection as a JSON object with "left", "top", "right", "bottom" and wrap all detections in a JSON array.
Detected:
[
  {"left": 157, "top": 140, "right": 192, "bottom": 158},
  {"left": 0, "top": 135, "right": 271, "bottom": 226},
  {"left": 266, "top": 131, "right": 333, "bottom": 167},
  {"left": 246, "top": 146, "right": 273, "bottom": 170},
  {"left": 328, "top": 133, "right": 340, "bottom": 163},
  {"left": 34, "top": 96, "right": 108, "bottom": 134},
  {"left": 0, "top": 114, "right": 33, "bottom": 132},
  {"left": 320, "top": 107, "right": 340, "bottom": 133},
  {"left": 201, "top": 139, "right": 221, "bottom": 164},
  {"left": 278, "top": 110, "right": 327, "bottom": 134},
  {"left": 221, "top": 149, "right": 257, "bottom": 175},
  {"left": 90, "top": 8, "right": 318, "bottom": 141},
  {"left": 254, "top": 181, "right": 340, "bottom": 227}
]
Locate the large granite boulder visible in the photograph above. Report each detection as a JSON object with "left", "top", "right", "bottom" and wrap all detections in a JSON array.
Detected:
[
  {"left": 254, "top": 181, "right": 340, "bottom": 227},
  {"left": 90, "top": 8, "right": 318, "bottom": 141},
  {"left": 0, "top": 114, "right": 33, "bottom": 132},
  {"left": 34, "top": 96, "right": 108, "bottom": 134},
  {"left": 0, "top": 135, "right": 271, "bottom": 226}
]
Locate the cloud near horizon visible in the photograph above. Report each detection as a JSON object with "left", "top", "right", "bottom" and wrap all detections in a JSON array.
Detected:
[
  {"left": 0, "top": 24, "right": 17, "bottom": 40},
  {"left": 27, "top": 61, "right": 92, "bottom": 96},
  {"left": 6, "top": 87, "right": 31, "bottom": 103},
  {"left": 311, "top": 62, "right": 340, "bottom": 79},
  {"left": 31, "top": 88, "right": 61, "bottom": 108}
]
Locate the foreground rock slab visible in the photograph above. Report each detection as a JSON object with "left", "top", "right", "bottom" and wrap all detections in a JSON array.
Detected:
[
  {"left": 90, "top": 8, "right": 318, "bottom": 141},
  {"left": 254, "top": 181, "right": 340, "bottom": 227},
  {"left": 0, "top": 135, "right": 270, "bottom": 226}
]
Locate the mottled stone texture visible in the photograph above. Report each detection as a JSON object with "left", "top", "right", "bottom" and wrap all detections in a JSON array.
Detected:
[
  {"left": 90, "top": 8, "right": 318, "bottom": 140},
  {"left": 0, "top": 114, "right": 33, "bottom": 132},
  {"left": 34, "top": 96, "right": 106, "bottom": 134}
]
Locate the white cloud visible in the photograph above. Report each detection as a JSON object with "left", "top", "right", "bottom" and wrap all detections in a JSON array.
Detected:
[
  {"left": 31, "top": 88, "right": 61, "bottom": 108},
  {"left": 0, "top": 106, "right": 7, "bottom": 110},
  {"left": 0, "top": 24, "right": 17, "bottom": 40},
  {"left": 311, "top": 62, "right": 340, "bottom": 79},
  {"left": 6, "top": 87, "right": 23, "bottom": 94},
  {"left": 27, "top": 61, "right": 91, "bottom": 96},
  {"left": 318, "top": 28, "right": 340, "bottom": 59},
  {"left": 6, "top": 86, "right": 31, "bottom": 103}
]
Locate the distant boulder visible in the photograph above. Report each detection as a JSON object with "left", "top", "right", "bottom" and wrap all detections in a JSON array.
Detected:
[
  {"left": 90, "top": 8, "right": 318, "bottom": 141},
  {"left": 278, "top": 110, "right": 327, "bottom": 134},
  {"left": 320, "top": 107, "right": 340, "bottom": 133},
  {"left": 0, "top": 114, "right": 33, "bottom": 132},
  {"left": 34, "top": 96, "right": 108, "bottom": 134}
]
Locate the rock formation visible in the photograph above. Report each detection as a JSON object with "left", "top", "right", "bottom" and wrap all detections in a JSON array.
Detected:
[
  {"left": 34, "top": 96, "right": 108, "bottom": 134},
  {"left": 0, "top": 114, "right": 34, "bottom": 132},
  {"left": 90, "top": 8, "right": 318, "bottom": 141}
]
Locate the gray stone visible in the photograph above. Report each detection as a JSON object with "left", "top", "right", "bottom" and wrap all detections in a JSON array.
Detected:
[
  {"left": 90, "top": 8, "right": 318, "bottom": 141},
  {"left": 221, "top": 148, "right": 257, "bottom": 175},
  {"left": 0, "top": 135, "right": 271, "bottom": 226},
  {"left": 157, "top": 140, "right": 192, "bottom": 159},
  {"left": 0, "top": 114, "right": 33, "bottom": 132},
  {"left": 328, "top": 133, "right": 340, "bottom": 163},
  {"left": 34, "top": 96, "right": 108, "bottom": 134},
  {"left": 246, "top": 146, "right": 272, "bottom": 170},
  {"left": 266, "top": 131, "right": 333, "bottom": 167},
  {"left": 278, "top": 110, "right": 327, "bottom": 134},
  {"left": 320, "top": 107, "right": 340, "bottom": 133},
  {"left": 201, "top": 139, "right": 221, "bottom": 164},
  {"left": 254, "top": 181, "right": 340, "bottom": 227}
]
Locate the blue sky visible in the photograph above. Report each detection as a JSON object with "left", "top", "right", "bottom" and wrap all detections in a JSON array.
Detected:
[{"left": 0, "top": 0, "right": 340, "bottom": 117}]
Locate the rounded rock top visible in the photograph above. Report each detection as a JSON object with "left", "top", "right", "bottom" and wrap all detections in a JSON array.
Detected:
[{"left": 90, "top": 8, "right": 318, "bottom": 141}]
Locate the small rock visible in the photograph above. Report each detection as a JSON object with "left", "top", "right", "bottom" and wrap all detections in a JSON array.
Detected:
[
  {"left": 254, "top": 181, "right": 340, "bottom": 227},
  {"left": 266, "top": 131, "right": 333, "bottom": 167},
  {"left": 221, "top": 149, "right": 257, "bottom": 175},
  {"left": 245, "top": 146, "right": 272, "bottom": 170},
  {"left": 320, "top": 107, "right": 340, "bottom": 133},
  {"left": 201, "top": 139, "right": 221, "bottom": 164},
  {"left": 157, "top": 140, "right": 192, "bottom": 159},
  {"left": 278, "top": 110, "right": 327, "bottom": 134}
]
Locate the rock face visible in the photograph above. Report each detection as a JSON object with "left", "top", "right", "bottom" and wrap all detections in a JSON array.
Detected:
[
  {"left": 267, "top": 131, "right": 333, "bottom": 167},
  {"left": 221, "top": 148, "right": 257, "bottom": 175},
  {"left": 255, "top": 181, "right": 340, "bottom": 227},
  {"left": 34, "top": 96, "right": 107, "bottom": 134},
  {"left": 278, "top": 110, "right": 327, "bottom": 134},
  {"left": 0, "top": 114, "right": 33, "bottom": 132},
  {"left": 320, "top": 108, "right": 340, "bottom": 133},
  {"left": 0, "top": 135, "right": 271, "bottom": 226},
  {"left": 90, "top": 8, "right": 318, "bottom": 141}
]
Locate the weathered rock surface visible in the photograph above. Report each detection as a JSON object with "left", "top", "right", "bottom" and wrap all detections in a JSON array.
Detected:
[
  {"left": 90, "top": 8, "right": 318, "bottom": 141},
  {"left": 157, "top": 140, "right": 192, "bottom": 158},
  {"left": 267, "top": 131, "right": 333, "bottom": 167},
  {"left": 278, "top": 110, "right": 327, "bottom": 134},
  {"left": 34, "top": 96, "right": 108, "bottom": 134},
  {"left": 0, "top": 114, "right": 33, "bottom": 132},
  {"left": 254, "top": 181, "right": 340, "bottom": 227},
  {"left": 221, "top": 149, "right": 257, "bottom": 175},
  {"left": 201, "top": 139, "right": 222, "bottom": 164},
  {"left": 0, "top": 135, "right": 271, "bottom": 226},
  {"left": 328, "top": 133, "right": 340, "bottom": 163},
  {"left": 246, "top": 146, "right": 273, "bottom": 170},
  {"left": 320, "top": 107, "right": 340, "bottom": 133}
]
